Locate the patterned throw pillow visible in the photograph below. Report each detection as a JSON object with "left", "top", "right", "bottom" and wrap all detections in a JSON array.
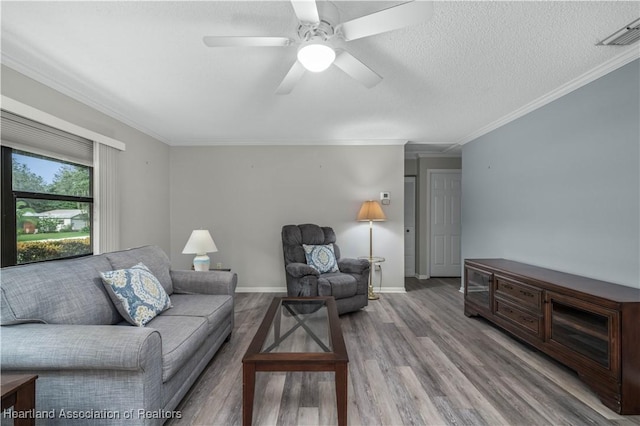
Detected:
[
  {"left": 302, "top": 244, "right": 339, "bottom": 273},
  {"left": 100, "top": 262, "right": 172, "bottom": 327}
]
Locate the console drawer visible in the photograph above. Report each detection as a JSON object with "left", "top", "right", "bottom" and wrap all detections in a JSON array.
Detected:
[
  {"left": 495, "top": 276, "right": 542, "bottom": 310},
  {"left": 495, "top": 299, "right": 543, "bottom": 337}
]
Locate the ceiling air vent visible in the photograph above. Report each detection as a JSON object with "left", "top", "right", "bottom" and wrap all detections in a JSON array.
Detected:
[{"left": 599, "top": 18, "right": 640, "bottom": 45}]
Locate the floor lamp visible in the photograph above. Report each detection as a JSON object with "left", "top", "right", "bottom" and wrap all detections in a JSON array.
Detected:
[{"left": 357, "top": 200, "right": 387, "bottom": 300}]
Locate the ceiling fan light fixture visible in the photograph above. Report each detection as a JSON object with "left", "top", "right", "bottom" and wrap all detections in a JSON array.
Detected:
[{"left": 297, "top": 41, "right": 336, "bottom": 72}]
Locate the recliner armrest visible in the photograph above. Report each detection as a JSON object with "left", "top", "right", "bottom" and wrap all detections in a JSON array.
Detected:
[
  {"left": 286, "top": 263, "right": 320, "bottom": 278},
  {"left": 338, "top": 258, "right": 370, "bottom": 275}
]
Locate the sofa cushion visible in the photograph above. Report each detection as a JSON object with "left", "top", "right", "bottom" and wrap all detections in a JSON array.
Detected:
[
  {"left": 101, "top": 263, "right": 172, "bottom": 327},
  {"left": 106, "top": 246, "right": 174, "bottom": 294},
  {"left": 145, "top": 315, "right": 209, "bottom": 382},
  {"left": 0, "top": 255, "right": 122, "bottom": 325},
  {"left": 317, "top": 273, "right": 358, "bottom": 299},
  {"left": 163, "top": 294, "right": 233, "bottom": 335},
  {"left": 303, "top": 244, "right": 339, "bottom": 273}
]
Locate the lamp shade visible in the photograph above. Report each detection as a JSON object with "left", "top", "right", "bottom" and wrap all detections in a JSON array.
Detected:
[
  {"left": 297, "top": 39, "right": 335, "bottom": 72},
  {"left": 356, "top": 200, "right": 387, "bottom": 221},
  {"left": 182, "top": 230, "right": 218, "bottom": 255}
]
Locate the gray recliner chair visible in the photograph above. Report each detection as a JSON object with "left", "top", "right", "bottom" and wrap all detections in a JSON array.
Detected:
[{"left": 281, "top": 224, "right": 370, "bottom": 315}]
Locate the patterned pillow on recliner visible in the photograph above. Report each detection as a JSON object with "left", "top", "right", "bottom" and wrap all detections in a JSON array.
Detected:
[{"left": 302, "top": 244, "right": 339, "bottom": 273}]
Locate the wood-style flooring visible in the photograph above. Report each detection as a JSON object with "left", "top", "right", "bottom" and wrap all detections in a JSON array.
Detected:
[{"left": 168, "top": 278, "right": 640, "bottom": 426}]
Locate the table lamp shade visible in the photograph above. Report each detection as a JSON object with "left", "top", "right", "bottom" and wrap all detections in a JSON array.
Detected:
[
  {"left": 182, "top": 230, "right": 218, "bottom": 271},
  {"left": 356, "top": 200, "right": 387, "bottom": 222}
]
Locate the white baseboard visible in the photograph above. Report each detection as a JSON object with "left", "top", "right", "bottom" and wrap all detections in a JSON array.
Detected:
[
  {"left": 379, "top": 287, "right": 407, "bottom": 294},
  {"left": 416, "top": 274, "right": 430, "bottom": 280},
  {"left": 235, "top": 286, "right": 407, "bottom": 294},
  {"left": 235, "top": 287, "right": 286, "bottom": 293}
]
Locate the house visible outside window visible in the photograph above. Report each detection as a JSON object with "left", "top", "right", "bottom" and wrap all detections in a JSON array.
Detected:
[{"left": 1, "top": 148, "right": 93, "bottom": 265}]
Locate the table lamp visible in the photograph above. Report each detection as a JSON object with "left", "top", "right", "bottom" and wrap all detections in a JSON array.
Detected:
[
  {"left": 356, "top": 200, "right": 386, "bottom": 300},
  {"left": 182, "top": 229, "right": 218, "bottom": 271}
]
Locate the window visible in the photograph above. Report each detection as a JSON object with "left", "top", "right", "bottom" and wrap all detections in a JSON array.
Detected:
[
  {"left": 1, "top": 147, "right": 93, "bottom": 266},
  {"left": 1, "top": 104, "right": 124, "bottom": 261}
]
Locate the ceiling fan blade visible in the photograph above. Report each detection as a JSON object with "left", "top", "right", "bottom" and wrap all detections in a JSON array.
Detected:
[
  {"left": 203, "top": 36, "right": 293, "bottom": 47},
  {"left": 333, "top": 51, "right": 382, "bottom": 88},
  {"left": 276, "top": 61, "right": 306, "bottom": 95},
  {"left": 291, "top": 0, "right": 320, "bottom": 24},
  {"left": 337, "top": 1, "right": 434, "bottom": 41}
]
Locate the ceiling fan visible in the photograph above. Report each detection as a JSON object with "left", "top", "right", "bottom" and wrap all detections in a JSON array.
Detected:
[{"left": 203, "top": 0, "right": 433, "bottom": 94}]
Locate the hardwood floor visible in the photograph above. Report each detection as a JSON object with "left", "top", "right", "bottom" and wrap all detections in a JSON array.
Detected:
[{"left": 168, "top": 278, "right": 640, "bottom": 426}]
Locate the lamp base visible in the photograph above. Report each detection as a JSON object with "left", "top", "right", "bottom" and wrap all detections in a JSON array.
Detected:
[
  {"left": 368, "top": 277, "right": 380, "bottom": 300},
  {"left": 193, "top": 254, "right": 210, "bottom": 272}
]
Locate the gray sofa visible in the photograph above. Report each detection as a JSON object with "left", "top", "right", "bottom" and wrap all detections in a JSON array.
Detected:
[{"left": 0, "top": 245, "right": 236, "bottom": 425}]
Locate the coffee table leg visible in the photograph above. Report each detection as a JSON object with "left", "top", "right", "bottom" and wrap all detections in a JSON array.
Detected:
[
  {"left": 335, "top": 363, "right": 348, "bottom": 426},
  {"left": 243, "top": 362, "right": 256, "bottom": 426},
  {"left": 14, "top": 379, "right": 36, "bottom": 426}
]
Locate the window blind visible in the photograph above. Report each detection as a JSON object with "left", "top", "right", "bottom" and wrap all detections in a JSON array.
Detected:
[
  {"left": 94, "top": 142, "right": 120, "bottom": 254},
  {"left": 1, "top": 108, "right": 121, "bottom": 254},
  {"left": 1, "top": 110, "right": 93, "bottom": 166}
]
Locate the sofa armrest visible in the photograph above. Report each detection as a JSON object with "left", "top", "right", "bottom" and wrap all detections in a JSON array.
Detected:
[
  {"left": 0, "top": 324, "right": 161, "bottom": 371},
  {"left": 286, "top": 263, "right": 320, "bottom": 279},
  {"left": 338, "top": 258, "right": 370, "bottom": 275},
  {"left": 171, "top": 269, "right": 237, "bottom": 295}
]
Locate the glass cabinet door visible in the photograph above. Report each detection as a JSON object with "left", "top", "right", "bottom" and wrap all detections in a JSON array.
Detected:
[
  {"left": 547, "top": 291, "right": 618, "bottom": 372},
  {"left": 465, "top": 266, "right": 492, "bottom": 312}
]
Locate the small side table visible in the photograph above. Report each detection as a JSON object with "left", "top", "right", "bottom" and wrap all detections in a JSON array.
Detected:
[
  {"left": 1, "top": 374, "right": 38, "bottom": 426},
  {"left": 358, "top": 256, "right": 385, "bottom": 300},
  {"left": 191, "top": 266, "right": 232, "bottom": 272}
]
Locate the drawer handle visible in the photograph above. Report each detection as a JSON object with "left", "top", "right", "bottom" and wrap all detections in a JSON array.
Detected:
[
  {"left": 503, "top": 284, "right": 513, "bottom": 290},
  {"left": 519, "top": 316, "right": 535, "bottom": 324},
  {"left": 520, "top": 290, "right": 535, "bottom": 298}
]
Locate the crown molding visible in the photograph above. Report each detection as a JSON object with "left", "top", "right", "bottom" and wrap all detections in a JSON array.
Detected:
[
  {"left": 4, "top": 29, "right": 637, "bottom": 149},
  {"left": 457, "top": 46, "right": 640, "bottom": 145},
  {"left": 1, "top": 38, "right": 408, "bottom": 148},
  {"left": 404, "top": 142, "right": 462, "bottom": 159},
  {"left": 1, "top": 95, "right": 126, "bottom": 151},
  {"left": 1, "top": 37, "right": 172, "bottom": 145},
  {"left": 174, "top": 138, "right": 408, "bottom": 146},
  {"left": 405, "top": 152, "right": 462, "bottom": 159}
]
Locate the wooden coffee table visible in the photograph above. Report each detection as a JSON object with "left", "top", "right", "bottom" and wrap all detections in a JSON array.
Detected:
[
  {"left": 242, "top": 296, "right": 348, "bottom": 426},
  {"left": 1, "top": 374, "right": 38, "bottom": 426}
]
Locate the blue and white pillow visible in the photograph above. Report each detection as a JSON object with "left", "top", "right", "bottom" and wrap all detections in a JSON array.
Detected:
[
  {"left": 100, "top": 262, "right": 172, "bottom": 327},
  {"left": 303, "top": 244, "right": 339, "bottom": 273}
]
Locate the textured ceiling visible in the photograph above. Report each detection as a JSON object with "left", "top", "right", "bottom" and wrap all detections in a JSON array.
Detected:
[{"left": 1, "top": 1, "right": 638, "bottom": 152}]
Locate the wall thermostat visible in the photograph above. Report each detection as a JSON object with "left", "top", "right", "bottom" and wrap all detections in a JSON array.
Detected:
[{"left": 380, "top": 192, "right": 390, "bottom": 205}]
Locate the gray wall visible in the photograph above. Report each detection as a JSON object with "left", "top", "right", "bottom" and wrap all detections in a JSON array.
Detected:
[
  {"left": 170, "top": 145, "right": 406, "bottom": 292},
  {"left": 2, "top": 65, "right": 406, "bottom": 291},
  {"left": 404, "top": 158, "right": 418, "bottom": 176},
  {"left": 462, "top": 59, "right": 639, "bottom": 288},
  {"left": 1, "top": 65, "right": 172, "bottom": 252}
]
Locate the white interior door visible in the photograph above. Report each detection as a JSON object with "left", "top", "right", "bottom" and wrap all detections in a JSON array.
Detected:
[
  {"left": 404, "top": 177, "right": 416, "bottom": 277},
  {"left": 430, "top": 171, "right": 461, "bottom": 277}
]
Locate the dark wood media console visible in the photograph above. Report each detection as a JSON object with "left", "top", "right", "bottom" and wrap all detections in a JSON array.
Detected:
[{"left": 464, "top": 259, "right": 640, "bottom": 415}]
